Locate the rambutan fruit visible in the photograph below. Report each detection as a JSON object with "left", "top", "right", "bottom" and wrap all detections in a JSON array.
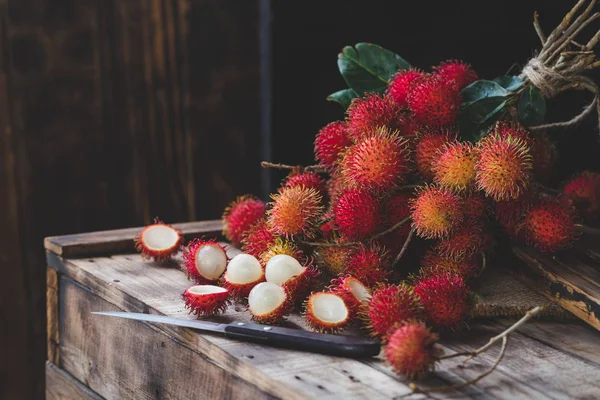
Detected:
[
  {"left": 314, "top": 121, "right": 353, "bottom": 170},
  {"left": 248, "top": 282, "right": 290, "bottom": 324},
  {"left": 267, "top": 186, "right": 323, "bottom": 238},
  {"left": 434, "top": 59, "right": 478, "bottom": 90},
  {"left": 222, "top": 253, "right": 265, "bottom": 300},
  {"left": 521, "top": 196, "right": 580, "bottom": 252},
  {"left": 462, "top": 193, "right": 486, "bottom": 224},
  {"left": 364, "top": 284, "right": 424, "bottom": 339},
  {"left": 259, "top": 237, "right": 304, "bottom": 266},
  {"left": 333, "top": 188, "right": 382, "bottom": 240},
  {"left": 134, "top": 219, "right": 183, "bottom": 262},
  {"left": 284, "top": 170, "right": 327, "bottom": 197},
  {"left": 407, "top": 75, "right": 461, "bottom": 126},
  {"left": 494, "top": 121, "right": 534, "bottom": 148},
  {"left": 531, "top": 132, "right": 558, "bottom": 182},
  {"left": 315, "top": 241, "right": 353, "bottom": 276},
  {"left": 329, "top": 275, "right": 371, "bottom": 316},
  {"left": 494, "top": 191, "right": 534, "bottom": 228},
  {"left": 222, "top": 195, "right": 266, "bottom": 245},
  {"left": 304, "top": 292, "right": 350, "bottom": 333},
  {"left": 380, "top": 192, "right": 413, "bottom": 252},
  {"left": 240, "top": 220, "right": 276, "bottom": 259},
  {"left": 182, "top": 238, "right": 228, "bottom": 285},
  {"left": 340, "top": 127, "right": 411, "bottom": 192},
  {"left": 265, "top": 254, "right": 319, "bottom": 298},
  {"left": 411, "top": 186, "right": 463, "bottom": 239},
  {"left": 384, "top": 321, "right": 440, "bottom": 380},
  {"left": 182, "top": 285, "right": 230, "bottom": 317},
  {"left": 346, "top": 93, "right": 403, "bottom": 139},
  {"left": 562, "top": 171, "right": 600, "bottom": 219},
  {"left": 420, "top": 250, "right": 480, "bottom": 279},
  {"left": 434, "top": 224, "right": 484, "bottom": 261},
  {"left": 433, "top": 142, "right": 479, "bottom": 192},
  {"left": 386, "top": 69, "right": 427, "bottom": 108},
  {"left": 414, "top": 272, "right": 472, "bottom": 329},
  {"left": 344, "top": 242, "right": 392, "bottom": 287},
  {"left": 414, "top": 128, "right": 457, "bottom": 181}
]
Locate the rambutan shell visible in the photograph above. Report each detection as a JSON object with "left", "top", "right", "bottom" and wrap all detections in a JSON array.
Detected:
[
  {"left": 411, "top": 186, "right": 463, "bottom": 239},
  {"left": 259, "top": 237, "right": 304, "bottom": 266},
  {"left": 433, "top": 142, "right": 479, "bottom": 192},
  {"left": 314, "top": 121, "right": 353, "bottom": 170},
  {"left": 346, "top": 93, "right": 404, "bottom": 140},
  {"left": 267, "top": 186, "right": 323, "bottom": 238},
  {"left": 434, "top": 224, "right": 484, "bottom": 261},
  {"left": 182, "top": 285, "right": 230, "bottom": 317},
  {"left": 315, "top": 242, "right": 354, "bottom": 276},
  {"left": 384, "top": 321, "right": 440, "bottom": 380},
  {"left": 386, "top": 69, "right": 427, "bottom": 108},
  {"left": 407, "top": 75, "right": 461, "bottom": 126},
  {"left": 414, "top": 128, "right": 457, "bottom": 181},
  {"left": 380, "top": 191, "right": 413, "bottom": 253},
  {"left": 284, "top": 170, "right": 327, "bottom": 198},
  {"left": 531, "top": 132, "right": 558, "bottom": 182},
  {"left": 222, "top": 195, "right": 266, "bottom": 245},
  {"left": 304, "top": 292, "right": 350, "bottom": 333},
  {"left": 521, "top": 196, "right": 580, "bottom": 252},
  {"left": 333, "top": 188, "right": 382, "bottom": 240},
  {"left": 182, "top": 238, "right": 228, "bottom": 285},
  {"left": 134, "top": 220, "right": 183, "bottom": 262}
]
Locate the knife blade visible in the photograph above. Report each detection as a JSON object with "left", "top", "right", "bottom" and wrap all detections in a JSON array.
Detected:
[{"left": 92, "top": 311, "right": 381, "bottom": 358}]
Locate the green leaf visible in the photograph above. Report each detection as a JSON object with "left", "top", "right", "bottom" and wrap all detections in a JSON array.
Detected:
[
  {"left": 337, "top": 43, "right": 411, "bottom": 95},
  {"left": 327, "top": 88, "right": 359, "bottom": 109},
  {"left": 493, "top": 75, "right": 525, "bottom": 92},
  {"left": 459, "top": 96, "right": 507, "bottom": 142},
  {"left": 518, "top": 87, "right": 546, "bottom": 126},
  {"left": 461, "top": 80, "right": 508, "bottom": 107}
]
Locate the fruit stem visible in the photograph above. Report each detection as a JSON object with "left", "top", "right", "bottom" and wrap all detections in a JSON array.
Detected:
[
  {"left": 392, "top": 227, "right": 415, "bottom": 268},
  {"left": 577, "top": 223, "right": 600, "bottom": 235},
  {"left": 260, "top": 161, "right": 327, "bottom": 173}
]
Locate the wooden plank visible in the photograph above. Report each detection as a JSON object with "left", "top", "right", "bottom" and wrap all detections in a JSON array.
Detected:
[
  {"left": 46, "top": 361, "right": 104, "bottom": 400},
  {"left": 44, "top": 219, "right": 222, "bottom": 258},
  {"left": 46, "top": 267, "right": 60, "bottom": 365}
]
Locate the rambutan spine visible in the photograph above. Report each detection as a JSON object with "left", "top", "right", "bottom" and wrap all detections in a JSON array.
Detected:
[
  {"left": 407, "top": 75, "right": 461, "bottom": 126},
  {"left": 346, "top": 93, "right": 404, "bottom": 139},
  {"left": 333, "top": 188, "right": 382, "bottom": 240}
]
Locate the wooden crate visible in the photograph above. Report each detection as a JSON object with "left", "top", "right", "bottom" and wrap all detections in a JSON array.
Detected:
[{"left": 45, "top": 221, "right": 600, "bottom": 399}]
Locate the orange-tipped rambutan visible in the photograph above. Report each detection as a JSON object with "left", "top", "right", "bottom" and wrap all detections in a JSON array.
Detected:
[
  {"left": 414, "top": 272, "right": 473, "bottom": 329},
  {"left": 340, "top": 127, "right": 411, "bottom": 192},
  {"left": 182, "top": 238, "right": 229, "bottom": 285},
  {"left": 411, "top": 186, "right": 463, "bottom": 239},
  {"left": 284, "top": 170, "right": 326, "bottom": 197},
  {"left": 314, "top": 121, "right": 353, "bottom": 170},
  {"left": 315, "top": 240, "right": 354, "bottom": 276},
  {"left": 329, "top": 275, "right": 371, "bottom": 316},
  {"left": 434, "top": 59, "right": 478, "bottom": 90},
  {"left": 222, "top": 253, "right": 265, "bottom": 300},
  {"left": 346, "top": 93, "right": 404, "bottom": 139},
  {"left": 364, "top": 284, "right": 424, "bottom": 339},
  {"left": 531, "top": 132, "right": 558, "bottom": 182},
  {"left": 134, "top": 219, "right": 183, "bottom": 262},
  {"left": 562, "top": 171, "right": 600, "bottom": 219},
  {"left": 476, "top": 132, "right": 533, "bottom": 201},
  {"left": 434, "top": 224, "right": 484, "bottom": 261},
  {"left": 241, "top": 220, "right": 276, "bottom": 259},
  {"left": 384, "top": 321, "right": 440, "bottom": 379},
  {"left": 433, "top": 142, "right": 479, "bottom": 192},
  {"left": 222, "top": 195, "right": 266, "bottom": 245},
  {"left": 414, "top": 128, "right": 457, "bottom": 181},
  {"left": 521, "top": 196, "right": 580, "bottom": 252},
  {"left": 344, "top": 242, "right": 392, "bottom": 287},
  {"left": 304, "top": 292, "right": 351, "bottom": 333},
  {"left": 267, "top": 186, "right": 323, "bottom": 238},
  {"left": 182, "top": 285, "right": 230, "bottom": 317},
  {"left": 248, "top": 282, "right": 291, "bottom": 324},
  {"left": 386, "top": 69, "right": 427, "bottom": 108},
  {"left": 259, "top": 237, "right": 304, "bottom": 266},
  {"left": 333, "top": 188, "right": 382, "bottom": 240},
  {"left": 407, "top": 75, "right": 461, "bottom": 126},
  {"left": 420, "top": 250, "right": 480, "bottom": 279}
]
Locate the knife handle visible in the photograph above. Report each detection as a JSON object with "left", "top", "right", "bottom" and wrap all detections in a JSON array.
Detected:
[{"left": 223, "top": 321, "right": 380, "bottom": 358}]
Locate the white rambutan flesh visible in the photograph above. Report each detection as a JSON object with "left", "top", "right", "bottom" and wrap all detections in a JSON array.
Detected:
[
  {"left": 182, "top": 285, "right": 230, "bottom": 316},
  {"left": 248, "top": 282, "right": 289, "bottom": 324},
  {"left": 223, "top": 253, "right": 265, "bottom": 299},
  {"left": 195, "top": 244, "right": 228, "bottom": 280},
  {"left": 305, "top": 292, "right": 350, "bottom": 332},
  {"left": 265, "top": 254, "right": 304, "bottom": 285},
  {"left": 347, "top": 278, "right": 371, "bottom": 302},
  {"left": 134, "top": 222, "right": 182, "bottom": 262}
]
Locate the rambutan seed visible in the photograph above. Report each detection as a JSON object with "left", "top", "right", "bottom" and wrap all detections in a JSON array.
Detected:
[
  {"left": 411, "top": 186, "right": 463, "bottom": 239},
  {"left": 433, "top": 142, "right": 479, "bottom": 192},
  {"left": 414, "top": 128, "right": 457, "bottom": 181},
  {"left": 222, "top": 195, "right": 266, "bottom": 245},
  {"left": 521, "top": 196, "right": 580, "bottom": 252},
  {"left": 314, "top": 121, "right": 353, "bottom": 170},
  {"left": 562, "top": 171, "right": 600, "bottom": 220},
  {"left": 407, "top": 75, "right": 461, "bottom": 126},
  {"left": 333, "top": 188, "right": 382, "bottom": 240},
  {"left": 386, "top": 69, "right": 427, "bottom": 108},
  {"left": 346, "top": 93, "right": 404, "bottom": 140},
  {"left": 434, "top": 59, "right": 478, "bottom": 90},
  {"left": 384, "top": 321, "right": 440, "bottom": 379},
  {"left": 267, "top": 186, "right": 323, "bottom": 238}
]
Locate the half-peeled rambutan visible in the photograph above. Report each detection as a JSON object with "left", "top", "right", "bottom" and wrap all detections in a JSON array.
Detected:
[
  {"left": 433, "top": 142, "right": 479, "bottom": 192},
  {"left": 562, "top": 171, "right": 600, "bottom": 220},
  {"left": 134, "top": 219, "right": 183, "bottom": 262},
  {"left": 521, "top": 196, "right": 580, "bottom": 252},
  {"left": 386, "top": 69, "right": 427, "bottom": 108},
  {"left": 329, "top": 275, "right": 371, "bottom": 316},
  {"left": 346, "top": 93, "right": 404, "bottom": 139},
  {"left": 267, "top": 186, "right": 323, "bottom": 238},
  {"left": 222, "top": 253, "right": 265, "bottom": 300},
  {"left": 333, "top": 188, "right": 382, "bottom": 240},
  {"left": 248, "top": 282, "right": 291, "bottom": 324},
  {"left": 265, "top": 254, "right": 319, "bottom": 299},
  {"left": 314, "top": 121, "right": 353, "bottom": 170},
  {"left": 384, "top": 321, "right": 440, "bottom": 380},
  {"left": 304, "top": 292, "right": 350, "bottom": 333},
  {"left": 411, "top": 186, "right": 463, "bottom": 239},
  {"left": 182, "top": 238, "right": 228, "bottom": 285},
  {"left": 222, "top": 195, "right": 266, "bottom": 245},
  {"left": 284, "top": 170, "right": 327, "bottom": 197},
  {"left": 240, "top": 220, "right": 276, "bottom": 259},
  {"left": 407, "top": 75, "right": 461, "bottom": 126},
  {"left": 434, "top": 224, "right": 484, "bottom": 261},
  {"left": 414, "top": 128, "right": 457, "bottom": 181},
  {"left": 344, "top": 242, "right": 392, "bottom": 287},
  {"left": 433, "top": 59, "right": 478, "bottom": 90},
  {"left": 182, "top": 285, "right": 230, "bottom": 317},
  {"left": 420, "top": 250, "right": 480, "bottom": 279}
]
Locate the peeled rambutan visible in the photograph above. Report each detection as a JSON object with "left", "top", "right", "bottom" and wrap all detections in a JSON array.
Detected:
[
  {"left": 433, "top": 142, "right": 479, "bottom": 192},
  {"left": 521, "top": 196, "right": 580, "bottom": 252},
  {"left": 248, "top": 282, "right": 291, "bottom": 324},
  {"left": 414, "top": 272, "right": 472, "bottom": 329},
  {"left": 222, "top": 253, "right": 265, "bottom": 300},
  {"left": 340, "top": 126, "right": 411, "bottom": 192},
  {"left": 329, "top": 275, "right": 371, "bottom": 316},
  {"left": 333, "top": 188, "right": 382, "bottom": 240},
  {"left": 346, "top": 93, "right": 404, "bottom": 139},
  {"left": 240, "top": 220, "right": 276, "bottom": 259},
  {"left": 411, "top": 186, "right": 463, "bottom": 239},
  {"left": 284, "top": 170, "right": 327, "bottom": 197},
  {"left": 434, "top": 59, "right": 478, "bottom": 90},
  {"left": 134, "top": 219, "right": 183, "bottom": 262},
  {"left": 384, "top": 321, "right": 440, "bottom": 380},
  {"left": 531, "top": 132, "right": 558, "bottom": 182},
  {"left": 476, "top": 132, "right": 533, "bottom": 201},
  {"left": 414, "top": 128, "right": 457, "bottom": 181},
  {"left": 562, "top": 171, "right": 600, "bottom": 219},
  {"left": 407, "top": 75, "right": 461, "bottom": 126},
  {"left": 304, "top": 292, "right": 350, "bottom": 333},
  {"left": 315, "top": 241, "right": 354, "bottom": 276},
  {"left": 222, "top": 195, "right": 266, "bottom": 245},
  {"left": 182, "top": 238, "right": 228, "bottom": 285},
  {"left": 259, "top": 237, "right": 304, "bottom": 266},
  {"left": 344, "top": 242, "right": 392, "bottom": 287},
  {"left": 314, "top": 121, "right": 353, "bottom": 170},
  {"left": 434, "top": 224, "right": 484, "bottom": 261},
  {"left": 386, "top": 69, "right": 427, "bottom": 108},
  {"left": 182, "top": 285, "right": 230, "bottom": 317},
  {"left": 364, "top": 284, "right": 424, "bottom": 339},
  {"left": 267, "top": 186, "right": 323, "bottom": 238},
  {"left": 265, "top": 254, "right": 319, "bottom": 299},
  {"left": 420, "top": 250, "right": 480, "bottom": 279}
]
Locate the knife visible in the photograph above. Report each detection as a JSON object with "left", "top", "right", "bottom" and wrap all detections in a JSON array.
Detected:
[{"left": 92, "top": 311, "right": 381, "bottom": 358}]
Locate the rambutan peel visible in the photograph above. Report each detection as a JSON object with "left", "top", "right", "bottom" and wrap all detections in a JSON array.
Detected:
[
  {"left": 182, "top": 285, "right": 230, "bottom": 317},
  {"left": 134, "top": 221, "right": 182, "bottom": 262}
]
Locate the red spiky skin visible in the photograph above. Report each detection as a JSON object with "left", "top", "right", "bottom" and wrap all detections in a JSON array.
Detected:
[
  {"left": 531, "top": 132, "right": 558, "bottom": 182},
  {"left": 407, "top": 76, "right": 461, "bottom": 126},
  {"left": 384, "top": 321, "right": 440, "bottom": 380},
  {"left": 434, "top": 59, "right": 478, "bottom": 90},
  {"left": 267, "top": 186, "right": 323, "bottom": 238},
  {"left": 305, "top": 292, "right": 350, "bottom": 333},
  {"left": 434, "top": 224, "right": 484, "bottom": 261},
  {"left": 314, "top": 121, "right": 353, "bottom": 170},
  {"left": 414, "top": 272, "right": 472, "bottom": 329},
  {"left": 241, "top": 220, "right": 276, "bottom": 259},
  {"left": 285, "top": 170, "right": 327, "bottom": 197},
  {"left": 134, "top": 220, "right": 183, "bottom": 262},
  {"left": 182, "top": 238, "right": 228, "bottom": 285},
  {"left": 433, "top": 142, "right": 479, "bottom": 192},
  {"left": 420, "top": 250, "right": 480, "bottom": 279},
  {"left": 521, "top": 196, "right": 580, "bottom": 252},
  {"left": 386, "top": 69, "right": 427, "bottom": 108},
  {"left": 476, "top": 132, "right": 533, "bottom": 201},
  {"left": 182, "top": 286, "right": 230, "bottom": 317},
  {"left": 222, "top": 195, "right": 267, "bottom": 245},
  {"left": 462, "top": 193, "right": 486, "bottom": 224},
  {"left": 222, "top": 272, "right": 265, "bottom": 301},
  {"left": 344, "top": 243, "right": 392, "bottom": 287},
  {"left": 340, "top": 127, "right": 411, "bottom": 192},
  {"left": 414, "top": 129, "right": 457, "bottom": 181},
  {"left": 333, "top": 188, "right": 382, "bottom": 240},
  {"left": 346, "top": 93, "right": 404, "bottom": 140},
  {"left": 563, "top": 171, "right": 600, "bottom": 219},
  {"left": 329, "top": 275, "right": 371, "bottom": 317},
  {"left": 494, "top": 121, "right": 534, "bottom": 148},
  {"left": 380, "top": 192, "right": 413, "bottom": 252},
  {"left": 494, "top": 191, "right": 534, "bottom": 228},
  {"left": 316, "top": 242, "right": 353, "bottom": 276},
  {"left": 397, "top": 113, "right": 422, "bottom": 137},
  {"left": 365, "top": 284, "right": 424, "bottom": 340},
  {"left": 411, "top": 186, "right": 463, "bottom": 239}
]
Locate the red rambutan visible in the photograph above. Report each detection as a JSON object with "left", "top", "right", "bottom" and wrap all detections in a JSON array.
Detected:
[
  {"left": 562, "top": 171, "right": 600, "bottom": 219},
  {"left": 386, "top": 69, "right": 427, "bottom": 108},
  {"left": 267, "top": 186, "right": 323, "bottom": 238},
  {"left": 411, "top": 186, "right": 463, "bottom": 239},
  {"left": 494, "top": 191, "right": 534, "bottom": 228},
  {"left": 134, "top": 219, "right": 183, "bottom": 262},
  {"left": 182, "top": 238, "right": 229, "bottom": 285},
  {"left": 414, "top": 128, "right": 457, "bottom": 181},
  {"left": 344, "top": 242, "right": 392, "bottom": 287},
  {"left": 434, "top": 59, "right": 478, "bottom": 90},
  {"left": 433, "top": 142, "right": 479, "bottom": 192},
  {"left": 531, "top": 132, "right": 558, "bottom": 182},
  {"left": 182, "top": 285, "right": 230, "bottom": 317},
  {"left": 314, "top": 121, "right": 353, "bottom": 170},
  {"left": 462, "top": 193, "right": 486, "bottom": 224},
  {"left": 304, "top": 292, "right": 351, "bottom": 333},
  {"left": 521, "top": 196, "right": 580, "bottom": 252},
  {"left": 284, "top": 170, "right": 327, "bottom": 197},
  {"left": 333, "top": 188, "right": 382, "bottom": 240},
  {"left": 329, "top": 275, "right": 371, "bottom": 316},
  {"left": 346, "top": 93, "right": 404, "bottom": 139},
  {"left": 407, "top": 76, "right": 461, "bottom": 126},
  {"left": 364, "top": 284, "right": 424, "bottom": 339},
  {"left": 380, "top": 192, "right": 413, "bottom": 251},
  {"left": 240, "top": 220, "right": 276, "bottom": 259},
  {"left": 494, "top": 121, "right": 534, "bottom": 148},
  {"left": 434, "top": 224, "right": 484, "bottom": 261},
  {"left": 384, "top": 321, "right": 440, "bottom": 380},
  {"left": 420, "top": 250, "right": 480, "bottom": 279},
  {"left": 222, "top": 195, "right": 266, "bottom": 245}
]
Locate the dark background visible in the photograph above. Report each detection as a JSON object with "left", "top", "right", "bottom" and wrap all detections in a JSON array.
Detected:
[{"left": 1, "top": 1, "right": 598, "bottom": 398}]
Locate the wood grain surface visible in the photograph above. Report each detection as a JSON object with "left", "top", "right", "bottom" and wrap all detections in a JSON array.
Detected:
[{"left": 46, "top": 362, "right": 104, "bottom": 400}]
